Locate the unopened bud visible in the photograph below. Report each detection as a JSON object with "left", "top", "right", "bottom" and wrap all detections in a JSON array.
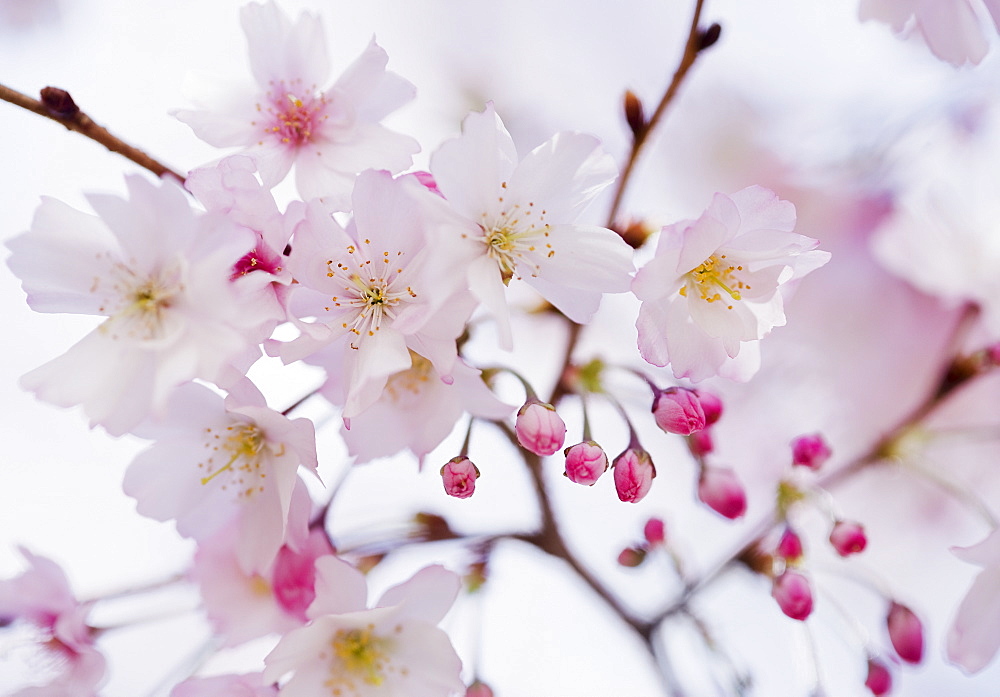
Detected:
[
  {"left": 516, "top": 398, "right": 566, "bottom": 456},
  {"left": 441, "top": 456, "right": 480, "bottom": 499},
  {"left": 644, "top": 517, "right": 667, "bottom": 546},
  {"left": 697, "top": 466, "right": 747, "bottom": 519},
  {"left": 829, "top": 520, "right": 867, "bottom": 557},
  {"left": 697, "top": 22, "right": 723, "bottom": 51},
  {"left": 776, "top": 526, "right": 804, "bottom": 561},
  {"left": 865, "top": 658, "right": 892, "bottom": 695},
  {"left": 695, "top": 390, "right": 723, "bottom": 425},
  {"left": 623, "top": 89, "right": 646, "bottom": 136},
  {"left": 887, "top": 601, "right": 924, "bottom": 664},
  {"left": 652, "top": 387, "right": 706, "bottom": 435},
  {"left": 466, "top": 681, "right": 494, "bottom": 697},
  {"left": 771, "top": 570, "right": 814, "bottom": 621},
  {"left": 613, "top": 447, "right": 656, "bottom": 503},
  {"left": 688, "top": 428, "right": 714, "bottom": 456},
  {"left": 563, "top": 440, "right": 609, "bottom": 485},
  {"left": 791, "top": 433, "right": 832, "bottom": 470},
  {"left": 40, "top": 86, "right": 79, "bottom": 118},
  {"left": 617, "top": 546, "right": 647, "bottom": 567}
]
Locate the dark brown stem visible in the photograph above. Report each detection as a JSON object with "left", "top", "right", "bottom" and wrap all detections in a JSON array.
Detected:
[
  {"left": 605, "top": 0, "right": 708, "bottom": 228},
  {"left": 0, "top": 83, "right": 186, "bottom": 183}
]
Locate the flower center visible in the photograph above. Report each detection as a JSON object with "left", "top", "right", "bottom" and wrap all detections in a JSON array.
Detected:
[
  {"left": 384, "top": 352, "right": 433, "bottom": 404},
  {"left": 475, "top": 183, "right": 552, "bottom": 285},
  {"left": 99, "top": 260, "right": 185, "bottom": 341},
  {"left": 328, "top": 625, "right": 393, "bottom": 689},
  {"left": 198, "top": 422, "right": 277, "bottom": 500},
  {"left": 679, "top": 254, "right": 750, "bottom": 309},
  {"left": 257, "top": 79, "right": 330, "bottom": 148}
]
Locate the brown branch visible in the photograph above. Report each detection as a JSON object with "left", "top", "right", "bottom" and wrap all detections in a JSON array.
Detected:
[
  {"left": 606, "top": 0, "right": 710, "bottom": 228},
  {"left": 0, "top": 83, "right": 186, "bottom": 183}
]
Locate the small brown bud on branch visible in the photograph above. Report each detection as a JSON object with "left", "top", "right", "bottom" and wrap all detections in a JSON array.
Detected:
[
  {"left": 40, "top": 86, "right": 79, "bottom": 118},
  {"left": 697, "top": 23, "right": 722, "bottom": 52},
  {"left": 623, "top": 90, "right": 646, "bottom": 138}
]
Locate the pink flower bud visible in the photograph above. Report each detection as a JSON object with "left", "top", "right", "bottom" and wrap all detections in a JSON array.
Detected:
[
  {"left": 613, "top": 448, "right": 656, "bottom": 503},
  {"left": 441, "top": 456, "right": 480, "bottom": 499},
  {"left": 865, "top": 658, "right": 892, "bottom": 696},
  {"left": 617, "top": 546, "right": 647, "bottom": 567},
  {"left": 697, "top": 466, "right": 747, "bottom": 519},
  {"left": 272, "top": 529, "right": 335, "bottom": 620},
  {"left": 695, "top": 390, "right": 723, "bottom": 425},
  {"left": 791, "top": 433, "right": 832, "bottom": 470},
  {"left": 887, "top": 601, "right": 924, "bottom": 664},
  {"left": 771, "top": 570, "right": 814, "bottom": 620},
  {"left": 688, "top": 428, "right": 714, "bottom": 456},
  {"left": 465, "top": 681, "right": 494, "bottom": 697},
  {"left": 652, "top": 387, "right": 706, "bottom": 435},
  {"left": 829, "top": 520, "right": 867, "bottom": 557},
  {"left": 776, "top": 526, "right": 804, "bottom": 561},
  {"left": 986, "top": 342, "right": 1000, "bottom": 366},
  {"left": 515, "top": 398, "right": 567, "bottom": 456},
  {"left": 563, "top": 440, "right": 609, "bottom": 485},
  {"left": 644, "top": 517, "right": 667, "bottom": 546}
]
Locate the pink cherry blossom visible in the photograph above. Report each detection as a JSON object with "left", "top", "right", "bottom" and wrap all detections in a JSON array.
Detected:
[
  {"left": 271, "top": 170, "right": 476, "bottom": 418},
  {"left": 829, "top": 520, "right": 868, "bottom": 557},
  {"left": 263, "top": 556, "right": 464, "bottom": 697},
  {"left": 887, "top": 601, "right": 924, "bottom": 664},
  {"left": 771, "top": 570, "right": 814, "bottom": 621},
  {"left": 696, "top": 389, "right": 723, "bottom": 425},
  {"left": 697, "top": 466, "right": 747, "bottom": 520},
  {"left": 441, "top": 456, "right": 480, "bottom": 499},
  {"left": 171, "top": 673, "right": 278, "bottom": 697},
  {"left": 6, "top": 175, "right": 263, "bottom": 436},
  {"left": 949, "top": 528, "right": 1000, "bottom": 672},
  {"left": 515, "top": 398, "right": 567, "bottom": 456},
  {"left": 632, "top": 186, "right": 830, "bottom": 381},
  {"left": 613, "top": 447, "right": 656, "bottom": 503},
  {"left": 859, "top": 0, "right": 1000, "bottom": 66},
  {"left": 175, "top": 1, "right": 418, "bottom": 206},
  {"left": 123, "top": 380, "right": 317, "bottom": 573},
  {"left": 563, "top": 441, "right": 609, "bottom": 485},
  {"left": 651, "top": 386, "right": 706, "bottom": 435},
  {"left": 791, "top": 433, "right": 832, "bottom": 470},
  {"left": 429, "top": 103, "right": 635, "bottom": 348},
  {"left": 0, "top": 549, "right": 105, "bottom": 696}
]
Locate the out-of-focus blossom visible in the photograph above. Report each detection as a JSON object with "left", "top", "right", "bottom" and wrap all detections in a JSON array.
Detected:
[
  {"left": 771, "top": 570, "right": 814, "bottom": 621},
  {"left": 263, "top": 557, "right": 463, "bottom": 696},
  {"left": 171, "top": 673, "right": 278, "bottom": 697},
  {"left": 651, "top": 386, "right": 706, "bottom": 435},
  {"left": 776, "top": 527, "right": 804, "bottom": 562},
  {"left": 859, "top": 0, "right": 1000, "bottom": 66},
  {"left": 192, "top": 524, "right": 333, "bottom": 646},
  {"left": 465, "top": 681, "right": 495, "bottom": 697},
  {"left": 696, "top": 389, "right": 723, "bottom": 425},
  {"left": 515, "top": 398, "right": 566, "bottom": 456},
  {"left": 272, "top": 170, "right": 475, "bottom": 418},
  {"left": 123, "top": 380, "right": 317, "bottom": 573},
  {"left": 644, "top": 518, "right": 667, "bottom": 546},
  {"left": 633, "top": 186, "right": 830, "bottom": 381},
  {"left": 791, "top": 433, "right": 832, "bottom": 470},
  {"left": 948, "top": 528, "right": 1000, "bottom": 672},
  {"left": 618, "top": 547, "right": 647, "bottom": 567},
  {"left": 441, "top": 456, "right": 479, "bottom": 498},
  {"left": 697, "top": 466, "right": 747, "bottom": 519},
  {"left": 429, "top": 103, "right": 635, "bottom": 348},
  {"left": 6, "top": 175, "right": 261, "bottom": 436},
  {"left": 563, "top": 440, "right": 609, "bottom": 485},
  {"left": 829, "top": 520, "right": 868, "bottom": 557},
  {"left": 613, "top": 447, "right": 656, "bottom": 503},
  {"left": 0, "top": 549, "right": 105, "bottom": 696},
  {"left": 175, "top": 1, "right": 418, "bottom": 206},
  {"left": 688, "top": 429, "right": 714, "bottom": 456},
  {"left": 887, "top": 601, "right": 924, "bottom": 664},
  {"left": 865, "top": 658, "right": 893, "bottom": 695}
]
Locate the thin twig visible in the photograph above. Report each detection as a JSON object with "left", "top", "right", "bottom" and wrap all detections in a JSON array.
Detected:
[{"left": 0, "top": 83, "right": 186, "bottom": 183}]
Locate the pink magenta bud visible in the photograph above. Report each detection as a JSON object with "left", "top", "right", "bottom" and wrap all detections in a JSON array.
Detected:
[
  {"left": 865, "top": 658, "right": 892, "bottom": 696},
  {"left": 791, "top": 433, "right": 832, "bottom": 470},
  {"left": 697, "top": 466, "right": 747, "bottom": 519},
  {"left": 887, "top": 601, "right": 924, "bottom": 664},
  {"left": 688, "top": 428, "right": 714, "bottom": 456},
  {"left": 829, "top": 520, "right": 867, "bottom": 557},
  {"left": 695, "top": 390, "right": 723, "bottom": 426},
  {"left": 644, "top": 518, "right": 667, "bottom": 546},
  {"left": 441, "top": 456, "right": 480, "bottom": 499},
  {"left": 771, "top": 570, "right": 814, "bottom": 621},
  {"left": 986, "top": 342, "right": 1000, "bottom": 366},
  {"left": 516, "top": 398, "right": 567, "bottom": 456},
  {"left": 613, "top": 448, "right": 656, "bottom": 503},
  {"left": 652, "top": 387, "right": 706, "bottom": 435},
  {"left": 563, "top": 440, "right": 609, "bottom": 485},
  {"left": 465, "top": 681, "right": 494, "bottom": 697},
  {"left": 617, "top": 546, "right": 647, "bottom": 567},
  {"left": 776, "top": 526, "right": 804, "bottom": 561}
]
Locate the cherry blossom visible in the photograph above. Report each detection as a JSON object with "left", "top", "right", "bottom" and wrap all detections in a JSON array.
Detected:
[
  {"left": 272, "top": 170, "right": 475, "bottom": 418},
  {"left": 632, "top": 186, "right": 830, "bottom": 381},
  {"left": 0, "top": 549, "right": 105, "bottom": 696},
  {"left": 441, "top": 456, "right": 479, "bottom": 498},
  {"left": 651, "top": 386, "right": 706, "bottom": 435},
  {"left": 175, "top": 1, "right": 418, "bottom": 206},
  {"left": 122, "top": 380, "right": 317, "bottom": 573},
  {"left": 859, "top": 0, "right": 1000, "bottom": 65},
  {"left": 613, "top": 447, "right": 656, "bottom": 503},
  {"left": 887, "top": 601, "right": 924, "bottom": 664},
  {"left": 948, "top": 528, "right": 1000, "bottom": 672},
  {"left": 429, "top": 103, "right": 635, "bottom": 348},
  {"left": 170, "top": 673, "right": 278, "bottom": 697},
  {"left": 515, "top": 398, "right": 567, "bottom": 456},
  {"left": 563, "top": 441, "right": 609, "bottom": 485},
  {"left": 771, "top": 570, "right": 814, "bottom": 621},
  {"left": 6, "top": 175, "right": 261, "bottom": 436},
  {"left": 697, "top": 466, "right": 747, "bottom": 520},
  {"left": 263, "top": 556, "right": 464, "bottom": 696}
]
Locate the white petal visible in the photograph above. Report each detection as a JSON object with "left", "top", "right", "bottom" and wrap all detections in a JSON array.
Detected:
[
  {"left": 376, "top": 565, "right": 460, "bottom": 624},
  {"left": 307, "top": 557, "right": 368, "bottom": 618}
]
